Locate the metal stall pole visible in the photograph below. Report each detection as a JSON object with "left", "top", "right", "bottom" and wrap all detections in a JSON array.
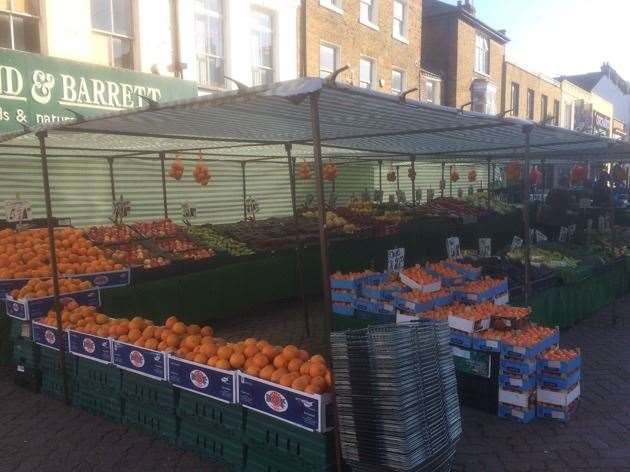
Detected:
[
  {"left": 241, "top": 162, "right": 247, "bottom": 221},
  {"left": 378, "top": 159, "right": 383, "bottom": 191},
  {"left": 608, "top": 145, "right": 619, "bottom": 326},
  {"left": 107, "top": 157, "right": 116, "bottom": 203},
  {"left": 441, "top": 161, "right": 446, "bottom": 197},
  {"left": 449, "top": 165, "right": 453, "bottom": 197},
  {"left": 410, "top": 156, "right": 416, "bottom": 206},
  {"left": 486, "top": 157, "right": 491, "bottom": 210},
  {"left": 309, "top": 92, "right": 343, "bottom": 472},
  {"left": 522, "top": 125, "right": 533, "bottom": 305},
  {"left": 37, "top": 131, "right": 70, "bottom": 404},
  {"left": 159, "top": 152, "right": 169, "bottom": 219},
  {"left": 396, "top": 166, "right": 400, "bottom": 191},
  {"left": 285, "top": 143, "right": 311, "bottom": 336}
]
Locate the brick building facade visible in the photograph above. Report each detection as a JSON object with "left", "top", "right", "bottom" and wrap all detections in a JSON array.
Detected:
[
  {"left": 421, "top": 0, "right": 508, "bottom": 113},
  {"left": 303, "top": 0, "right": 422, "bottom": 97}
]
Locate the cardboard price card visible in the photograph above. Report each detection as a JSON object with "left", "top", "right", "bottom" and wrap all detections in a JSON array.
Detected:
[
  {"left": 535, "top": 230, "right": 548, "bottom": 243},
  {"left": 568, "top": 224, "right": 576, "bottom": 240},
  {"left": 558, "top": 226, "right": 568, "bottom": 243},
  {"left": 387, "top": 247, "right": 405, "bottom": 273},
  {"left": 4, "top": 199, "right": 32, "bottom": 223},
  {"left": 446, "top": 237, "right": 461, "bottom": 259},
  {"left": 478, "top": 238, "right": 491, "bottom": 258},
  {"left": 511, "top": 236, "right": 523, "bottom": 251},
  {"left": 181, "top": 203, "right": 197, "bottom": 226}
]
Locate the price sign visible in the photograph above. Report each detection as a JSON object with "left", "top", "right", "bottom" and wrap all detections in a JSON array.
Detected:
[
  {"left": 387, "top": 247, "right": 405, "bottom": 274},
  {"left": 396, "top": 190, "right": 406, "bottom": 203},
  {"left": 4, "top": 199, "right": 32, "bottom": 223},
  {"left": 478, "top": 238, "right": 491, "bottom": 258},
  {"left": 181, "top": 202, "right": 197, "bottom": 226},
  {"left": 245, "top": 196, "right": 260, "bottom": 222},
  {"left": 511, "top": 236, "right": 523, "bottom": 251},
  {"left": 568, "top": 224, "right": 576, "bottom": 240},
  {"left": 558, "top": 226, "right": 568, "bottom": 243},
  {"left": 446, "top": 237, "right": 461, "bottom": 259},
  {"left": 374, "top": 190, "right": 383, "bottom": 204},
  {"left": 427, "top": 189, "right": 435, "bottom": 202},
  {"left": 535, "top": 230, "right": 548, "bottom": 243},
  {"left": 112, "top": 196, "right": 130, "bottom": 224},
  {"left": 303, "top": 194, "right": 314, "bottom": 209}
]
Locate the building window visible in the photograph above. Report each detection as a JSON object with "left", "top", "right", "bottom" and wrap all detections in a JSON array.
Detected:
[
  {"left": 195, "top": 0, "right": 224, "bottom": 88},
  {"left": 510, "top": 82, "right": 520, "bottom": 116},
  {"left": 320, "top": 0, "right": 342, "bottom": 12},
  {"left": 471, "top": 80, "right": 496, "bottom": 114},
  {"left": 319, "top": 42, "right": 339, "bottom": 79},
  {"left": 359, "top": 57, "right": 374, "bottom": 89},
  {"left": 425, "top": 79, "right": 440, "bottom": 104},
  {"left": 553, "top": 99, "right": 560, "bottom": 126},
  {"left": 392, "top": 0, "right": 407, "bottom": 40},
  {"left": 0, "top": 0, "right": 40, "bottom": 52},
  {"left": 91, "top": 0, "right": 134, "bottom": 69},
  {"left": 251, "top": 8, "right": 274, "bottom": 86},
  {"left": 391, "top": 69, "right": 405, "bottom": 95},
  {"left": 359, "top": 0, "right": 377, "bottom": 26},
  {"left": 541, "top": 94, "right": 548, "bottom": 121},
  {"left": 475, "top": 33, "right": 489, "bottom": 75},
  {"left": 563, "top": 102, "right": 573, "bottom": 129},
  {"left": 526, "top": 89, "right": 535, "bottom": 120}
]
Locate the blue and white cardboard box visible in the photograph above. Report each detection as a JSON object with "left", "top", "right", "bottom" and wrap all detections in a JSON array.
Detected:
[
  {"left": 443, "top": 262, "right": 481, "bottom": 281},
  {"left": 5, "top": 287, "right": 101, "bottom": 321},
  {"left": 472, "top": 336, "right": 501, "bottom": 353},
  {"left": 537, "top": 382, "right": 580, "bottom": 407},
  {"left": 0, "top": 277, "right": 29, "bottom": 299},
  {"left": 331, "top": 289, "right": 355, "bottom": 303},
  {"left": 500, "top": 356, "right": 537, "bottom": 376},
  {"left": 238, "top": 372, "right": 333, "bottom": 433},
  {"left": 394, "top": 296, "right": 434, "bottom": 314},
  {"left": 68, "top": 330, "right": 113, "bottom": 364},
  {"left": 450, "top": 330, "right": 473, "bottom": 349},
  {"left": 168, "top": 356, "right": 237, "bottom": 404},
  {"left": 399, "top": 272, "right": 441, "bottom": 293},
  {"left": 112, "top": 340, "right": 167, "bottom": 381},
  {"left": 537, "top": 354, "right": 581, "bottom": 375},
  {"left": 498, "top": 403, "right": 536, "bottom": 424},
  {"left": 32, "top": 320, "right": 67, "bottom": 351},
  {"left": 537, "top": 369, "right": 580, "bottom": 390},
  {"left": 536, "top": 399, "right": 579, "bottom": 422},
  {"left": 448, "top": 313, "right": 491, "bottom": 334},
  {"left": 501, "top": 331, "right": 559, "bottom": 359},
  {"left": 499, "top": 386, "right": 536, "bottom": 409},
  {"left": 499, "top": 373, "right": 536, "bottom": 390},
  {"left": 70, "top": 268, "right": 131, "bottom": 289}
]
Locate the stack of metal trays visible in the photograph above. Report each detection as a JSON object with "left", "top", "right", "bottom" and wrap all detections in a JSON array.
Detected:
[{"left": 331, "top": 320, "right": 461, "bottom": 471}]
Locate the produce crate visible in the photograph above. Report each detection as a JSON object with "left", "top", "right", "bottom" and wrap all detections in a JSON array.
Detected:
[
  {"left": 536, "top": 399, "right": 579, "bottom": 422},
  {"left": 41, "top": 372, "right": 76, "bottom": 401},
  {"left": 123, "top": 400, "right": 179, "bottom": 443},
  {"left": 121, "top": 370, "right": 176, "bottom": 412},
  {"left": 73, "top": 389, "right": 124, "bottom": 423},
  {"left": 498, "top": 403, "right": 536, "bottom": 424},
  {"left": 76, "top": 357, "right": 122, "bottom": 395},
  {"left": 178, "top": 419, "right": 244, "bottom": 469},
  {"left": 13, "top": 365, "right": 41, "bottom": 393},
  {"left": 176, "top": 389, "right": 244, "bottom": 435},
  {"left": 243, "top": 409, "right": 335, "bottom": 471},
  {"left": 9, "top": 317, "right": 25, "bottom": 340},
  {"left": 243, "top": 444, "right": 334, "bottom": 472},
  {"left": 12, "top": 337, "right": 40, "bottom": 370},
  {"left": 538, "top": 369, "right": 580, "bottom": 390},
  {"left": 500, "top": 356, "right": 537, "bottom": 376},
  {"left": 39, "top": 347, "right": 77, "bottom": 378}
]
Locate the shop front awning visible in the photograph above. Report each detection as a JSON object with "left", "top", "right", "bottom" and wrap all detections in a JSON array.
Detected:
[{"left": 1, "top": 77, "right": 629, "bottom": 163}]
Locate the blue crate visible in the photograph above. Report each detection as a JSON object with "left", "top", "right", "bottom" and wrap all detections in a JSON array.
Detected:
[
  {"left": 499, "top": 373, "right": 536, "bottom": 390},
  {"left": 450, "top": 330, "right": 472, "bottom": 349},
  {"left": 361, "top": 284, "right": 409, "bottom": 301},
  {"left": 472, "top": 337, "right": 501, "bottom": 353},
  {"left": 536, "top": 400, "right": 579, "bottom": 422},
  {"left": 359, "top": 273, "right": 387, "bottom": 286},
  {"left": 352, "top": 298, "right": 373, "bottom": 313},
  {"left": 538, "top": 369, "right": 580, "bottom": 390},
  {"left": 394, "top": 297, "right": 434, "bottom": 314},
  {"left": 501, "top": 331, "right": 559, "bottom": 359},
  {"left": 444, "top": 262, "right": 481, "bottom": 281},
  {"left": 331, "top": 290, "right": 355, "bottom": 303},
  {"left": 424, "top": 268, "right": 464, "bottom": 287},
  {"left": 500, "top": 356, "right": 537, "bottom": 376},
  {"left": 329, "top": 277, "right": 356, "bottom": 290},
  {"left": 332, "top": 303, "right": 354, "bottom": 316},
  {"left": 498, "top": 403, "right": 536, "bottom": 424},
  {"left": 537, "top": 355, "right": 581, "bottom": 375},
  {"left": 356, "top": 310, "right": 395, "bottom": 325},
  {"left": 434, "top": 292, "right": 454, "bottom": 307}
]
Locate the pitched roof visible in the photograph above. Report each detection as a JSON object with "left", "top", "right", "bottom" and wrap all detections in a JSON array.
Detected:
[{"left": 557, "top": 72, "right": 603, "bottom": 92}]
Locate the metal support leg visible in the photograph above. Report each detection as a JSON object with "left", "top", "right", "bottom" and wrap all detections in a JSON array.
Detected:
[
  {"left": 522, "top": 125, "right": 533, "bottom": 305},
  {"left": 108, "top": 157, "right": 116, "bottom": 203},
  {"left": 441, "top": 162, "right": 445, "bottom": 198},
  {"left": 410, "top": 156, "right": 416, "bottom": 206},
  {"left": 159, "top": 152, "right": 169, "bottom": 219},
  {"left": 38, "top": 131, "right": 70, "bottom": 404},
  {"left": 486, "top": 158, "right": 491, "bottom": 210},
  {"left": 378, "top": 159, "right": 383, "bottom": 192},
  {"left": 241, "top": 162, "right": 247, "bottom": 221}
]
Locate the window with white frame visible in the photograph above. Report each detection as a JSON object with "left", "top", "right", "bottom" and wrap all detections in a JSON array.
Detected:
[
  {"left": 391, "top": 69, "right": 404, "bottom": 95},
  {"left": 91, "top": 0, "right": 134, "bottom": 69},
  {"left": 474, "top": 33, "right": 489, "bottom": 75},
  {"left": 360, "top": 0, "right": 377, "bottom": 26},
  {"left": 392, "top": 0, "right": 407, "bottom": 39},
  {"left": 471, "top": 80, "right": 496, "bottom": 114},
  {"left": 359, "top": 57, "right": 374, "bottom": 89},
  {"left": 194, "top": 0, "right": 224, "bottom": 88},
  {"left": 425, "top": 79, "right": 440, "bottom": 104},
  {"left": 319, "top": 43, "right": 339, "bottom": 79},
  {"left": 320, "top": 0, "right": 342, "bottom": 11},
  {"left": 251, "top": 8, "right": 274, "bottom": 86},
  {"left": 0, "top": 0, "right": 40, "bottom": 52},
  {"left": 563, "top": 102, "right": 573, "bottom": 129}
]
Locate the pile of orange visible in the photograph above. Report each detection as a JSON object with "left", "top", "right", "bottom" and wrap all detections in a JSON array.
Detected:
[
  {"left": 193, "top": 157, "right": 211, "bottom": 186},
  {"left": 459, "top": 276, "right": 504, "bottom": 294},
  {"left": 298, "top": 162, "right": 312, "bottom": 180},
  {"left": 400, "top": 266, "right": 438, "bottom": 285},
  {"left": 541, "top": 347, "right": 578, "bottom": 361},
  {"left": 451, "top": 302, "right": 495, "bottom": 321},
  {"left": 0, "top": 228, "right": 123, "bottom": 280},
  {"left": 399, "top": 288, "right": 450, "bottom": 304},
  {"left": 169, "top": 156, "right": 184, "bottom": 181},
  {"left": 491, "top": 304, "right": 530, "bottom": 320},
  {"left": 412, "top": 303, "right": 461, "bottom": 321},
  {"left": 475, "top": 329, "right": 509, "bottom": 341},
  {"left": 10, "top": 277, "right": 92, "bottom": 300},
  {"left": 426, "top": 262, "right": 460, "bottom": 279},
  {"left": 331, "top": 270, "right": 379, "bottom": 281},
  {"left": 502, "top": 326, "right": 556, "bottom": 348}
]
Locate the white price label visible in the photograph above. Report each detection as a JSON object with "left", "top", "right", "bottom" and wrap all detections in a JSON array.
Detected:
[
  {"left": 387, "top": 247, "right": 405, "bottom": 274},
  {"left": 446, "top": 237, "right": 461, "bottom": 259},
  {"left": 511, "top": 236, "right": 523, "bottom": 250},
  {"left": 535, "top": 230, "right": 548, "bottom": 243},
  {"left": 558, "top": 226, "right": 569, "bottom": 243},
  {"left": 181, "top": 203, "right": 197, "bottom": 226},
  {"left": 598, "top": 216, "right": 606, "bottom": 232},
  {"left": 479, "top": 238, "right": 491, "bottom": 258},
  {"left": 4, "top": 200, "right": 32, "bottom": 223},
  {"left": 568, "top": 224, "right": 576, "bottom": 239}
]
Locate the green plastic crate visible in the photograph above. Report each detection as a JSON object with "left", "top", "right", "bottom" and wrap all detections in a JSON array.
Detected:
[
  {"left": 123, "top": 400, "right": 179, "bottom": 443},
  {"left": 243, "top": 444, "right": 334, "bottom": 472},
  {"left": 121, "top": 371, "right": 176, "bottom": 412},
  {"left": 41, "top": 372, "right": 76, "bottom": 401},
  {"left": 9, "top": 318, "right": 24, "bottom": 340},
  {"left": 73, "top": 389, "right": 123, "bottom": 422},
  {"left": 12, "top": 337, "right": 40, "bottom": 369},
  {"left": 76, "top": 358, "right": 121, "bottom": 395},
  {"left": 243, "top": 410, "right": 334, "bottom": 471},
  {"left": 178, "top": 419, "right": 244, "bottom": 469},
  {"left": 39, "top": 347, "right": 77, "bottom": 377},
  {"left": 176, "top": 390, "right": 243, "bottom": 435}
]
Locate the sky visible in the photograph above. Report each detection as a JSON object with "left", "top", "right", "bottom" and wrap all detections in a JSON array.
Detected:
[{"left": 441, "top": 0, "right": 630, "bottom": 80}]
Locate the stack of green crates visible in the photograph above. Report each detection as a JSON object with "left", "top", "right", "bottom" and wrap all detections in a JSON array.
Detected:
[
  {"left": 176, "top": 390, "right": 245, "bottom": 469},
  {"left": 74, "top": 358, "right": 123, "bottom": 422},
  {"left": 4, "top": 318, "right": 27, "bottom": 366},
  {"left": 121, "top": 371, "right": 179, "bottom": 443},
  {"left": 12, "top": 336, "right": 40, "bottom": 370},
  {"left": 242, "top": 409, "right": 335, "bottom": 472},
  {"left": 39, "top": 346, "right": 77, "bottom": 400}
]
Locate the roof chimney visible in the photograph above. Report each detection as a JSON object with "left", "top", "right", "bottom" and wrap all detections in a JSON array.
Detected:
[{"left": 462, "top": 0, "right": 476, "bottom": 15}]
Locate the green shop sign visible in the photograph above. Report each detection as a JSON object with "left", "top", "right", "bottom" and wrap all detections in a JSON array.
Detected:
[{"left": 0, "top": 48, "right": 197, "bottom": 133}]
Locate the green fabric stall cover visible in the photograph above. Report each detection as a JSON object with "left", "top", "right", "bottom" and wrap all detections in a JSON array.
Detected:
[{"left": 528, "top": 264, "right": 627, "bottom": 329}]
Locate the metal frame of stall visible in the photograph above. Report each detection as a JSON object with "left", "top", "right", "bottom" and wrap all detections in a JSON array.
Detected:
[{"left": 2, "top": 75, "right": 630, "bottom": 471}]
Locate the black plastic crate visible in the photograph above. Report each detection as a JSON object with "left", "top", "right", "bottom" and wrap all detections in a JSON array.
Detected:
[
  {"left": 74, "top": 389, "right": 124, "bottom": 423},
  {"left": 76, "top": 358, "right": 121, "bottom": 395},
  {"left": 12, "top": 338, "right": 40, "bottom": 370}
]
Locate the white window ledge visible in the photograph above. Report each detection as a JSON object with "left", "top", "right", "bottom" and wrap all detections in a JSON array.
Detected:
[
  {"left": 319, "top": 1, "right": 344, "bottom": 15},
  {"left": 474, "top": 70, "right": 491, "bottom": 79},
  {"left": 359, "top": 18, "right": 379, "bottom": 31},
  {"left": 392, "top": 32, "right": 409, "bottom": 44}
]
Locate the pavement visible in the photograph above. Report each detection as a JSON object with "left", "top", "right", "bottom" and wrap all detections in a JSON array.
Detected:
[{"left": 1, "top": 297, "right": 630, "bottom": 471}]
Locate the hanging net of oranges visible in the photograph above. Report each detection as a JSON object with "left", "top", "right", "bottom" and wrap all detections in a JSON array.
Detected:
[
  {"left": 530, "top": 166, "right": 543, "bottom": 186},
  {"left": 323, "top": 162, "right": 338, "bottom": 181},
  {"left": 297, "top": 161, "right": 312, "bottom": 180},
  {"left": 450, "top": 168, "right": 459, "bottom": 182},
  {"left": 468, "top": 169, "right": 477, "bottom": 182},
  {"left": 168, "top": 155, "right": 184, "bottom": 181},
  {"left": 506, "top": 161, "right": 522, "bottom": 183},
  {"left": 386, "top": 170, "right": 397, "bottom": 182},
  {"left": 569, "top": 165, "right": 587, "bottom": 186},
  {"left": 193, "top": 156, "right": 211, "bottom": 186},
  {"left": 408, "top": 167, "right": 416, "bottom": 181}
]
